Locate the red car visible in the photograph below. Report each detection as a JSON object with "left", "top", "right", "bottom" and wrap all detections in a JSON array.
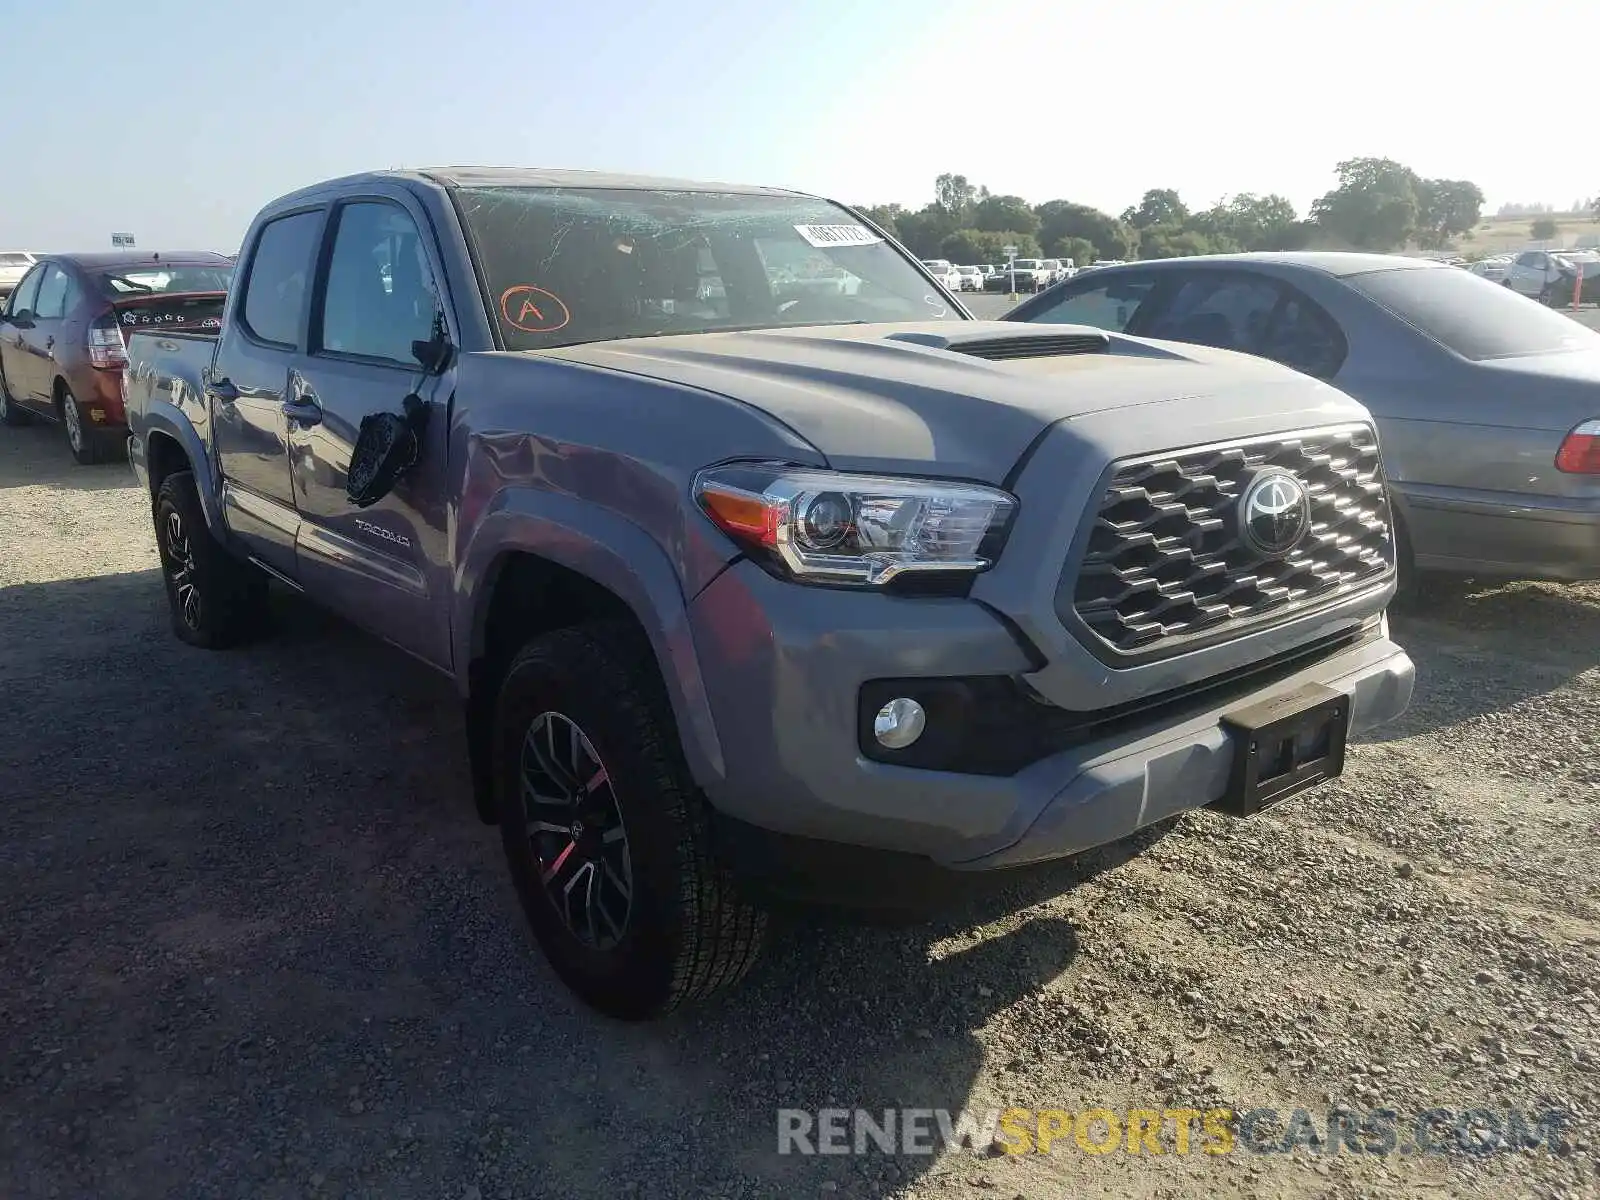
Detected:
[{"left": 0, "top": 251, "right": 231, "bottom": 464}]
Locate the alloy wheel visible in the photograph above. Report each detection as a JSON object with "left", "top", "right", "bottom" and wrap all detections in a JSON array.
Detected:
[
  {"left": 63, "top": 393, "right": 83, "bottom": 452},
  {"left": 518, "top": 711, "right": 633, "bottom": 950},
  {"left": 164, "top": 509, "right": 201, "bottom": 630}
]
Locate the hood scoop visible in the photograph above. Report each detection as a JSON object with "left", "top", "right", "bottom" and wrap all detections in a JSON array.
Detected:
[{"left": 884, "top": 327, "right": 1111, "bottom": 361}]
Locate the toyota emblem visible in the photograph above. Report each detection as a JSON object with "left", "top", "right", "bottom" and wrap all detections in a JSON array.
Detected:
[{"left": 1237, "top": 469, "right": 1311, "bottom": 558}]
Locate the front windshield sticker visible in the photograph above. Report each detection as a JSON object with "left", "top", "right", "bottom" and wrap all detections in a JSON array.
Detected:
[
  {"left": 793, "top": 224, "right": 883, "bottom": 249},
  {"left": 499, "top": 284, "right": 571, "bottom": 335}
]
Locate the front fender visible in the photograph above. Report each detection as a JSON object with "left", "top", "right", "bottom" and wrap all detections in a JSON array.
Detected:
[
  {"left": 453, "top": 488, "right": 728, "bottom": 790},
  {"left": 132, "top": 400, "right": 226, "bottom": 539}
]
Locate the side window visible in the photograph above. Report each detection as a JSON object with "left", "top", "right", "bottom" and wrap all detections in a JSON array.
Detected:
[
  {"left": 1141, "top": 274, "right": 1282, "bottom": 352},
  {"left": 5, "top": 265, "right": 44, "bottom": 316},
  {"left": 33, "top": 266, "right": 72, "bottom": 319},
  {"left": 1256, "top": 291, "right": 1348, "bottom": 379},
  {"left": 1021, "top": 275, "right": 1158, "bottom": 332},
  {"left": 317, "top": 201, "right": 441, "bottom": 364},
  {"left": 1515, "top": 252, "right": 1541, "bottom": 268},
  {"left": 241, "top": 210, "right": 323, "bottom": 348}
]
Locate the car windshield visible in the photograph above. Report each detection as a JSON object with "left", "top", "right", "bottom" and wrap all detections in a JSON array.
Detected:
[
  {"left": 98, "top": 266, "right": 233, "bottom": 296},
  {"left": 1015, "top": 259, "right": 1042, "bottom": 269},
  {"left": 456, "top": 187, "right": 962, "bottom": 350},
  {"left": 1346, "top": 265, "right": 1600, "bottom": 361}
]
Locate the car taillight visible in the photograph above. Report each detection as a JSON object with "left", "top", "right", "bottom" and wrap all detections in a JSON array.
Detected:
[
  {"left": 1555, "top": 419, "right": 1600, "bottom": 474},
  {"left": 88, "top": 320, "right": 128, "bottom": 369}
]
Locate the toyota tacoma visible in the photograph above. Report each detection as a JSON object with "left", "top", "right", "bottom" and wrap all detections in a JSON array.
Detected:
[{"left": 121, "top": 167, "right": 1414, "bottom": 1019}]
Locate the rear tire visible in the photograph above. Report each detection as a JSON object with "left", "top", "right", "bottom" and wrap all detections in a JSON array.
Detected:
[
  {"left": 60, "top": 386, "right": 110, "bottom": 465},
  {"left": 154, "top": 469, "right": 270, "bottom": 648},
  {"left": 0, "top": 367, "right": 29, "bottom": 426},
  {"left": 494, "top": 623, "right": 767, "bottom": 1019}
]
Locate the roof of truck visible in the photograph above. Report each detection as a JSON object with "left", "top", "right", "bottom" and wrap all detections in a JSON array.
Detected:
[{"left": 270, "top": 167, "right": 807, "bottom": 205}]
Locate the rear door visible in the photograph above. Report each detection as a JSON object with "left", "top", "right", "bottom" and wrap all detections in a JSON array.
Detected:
[
  {"left": 0, "top": 265, "right": 45, "bottom": 406},
  {"left": 288, "top": 194, "right": 455, "bottom": 668},
  {"left": 210, "top": 207, "right": 326, "bottom": 578}
]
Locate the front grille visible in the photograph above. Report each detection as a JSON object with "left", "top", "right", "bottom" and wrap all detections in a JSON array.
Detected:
[{"left": 1066, "top": 425, "right": 1391, "bottom": 658}]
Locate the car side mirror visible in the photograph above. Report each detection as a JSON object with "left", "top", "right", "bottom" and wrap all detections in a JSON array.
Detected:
[
  {"left": 410, "top": 336, "right": 453, "bottom": 375},
  {"left": 4, "top": 309, "right": 33, "bottom": 327},
  {"left": 346, "top": 393, "right": 428, "bottom": 508}
]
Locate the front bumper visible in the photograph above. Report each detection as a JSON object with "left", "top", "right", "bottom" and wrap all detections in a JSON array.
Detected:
[{"left": 688, "top": 560, "right": 1413, "bottom": 871}]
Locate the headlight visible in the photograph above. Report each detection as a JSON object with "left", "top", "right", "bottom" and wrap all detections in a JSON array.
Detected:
[{"left": 693, "top": 463, "right": 1017, "bottom": 587}]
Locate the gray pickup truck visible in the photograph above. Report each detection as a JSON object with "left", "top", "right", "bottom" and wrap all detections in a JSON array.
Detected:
[{"left": 122, "top": 167, "right": 1415, "bottom": 1019}]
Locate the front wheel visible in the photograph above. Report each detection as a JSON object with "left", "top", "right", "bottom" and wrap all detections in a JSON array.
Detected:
[
  {"left": 154, "top": 470, "right": 270, "bottom": 648},
  {"left": 494, "top": 623, "right": 767, "bottom": 1019}
]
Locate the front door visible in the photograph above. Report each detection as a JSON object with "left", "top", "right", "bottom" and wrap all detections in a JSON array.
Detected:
[
  {"left": 210, "top": 207, "right": 326, "bottom": 579},
  {"left": 0, "top": 264, "right": 45, "bottom": 406},
  {"left": 287, "top": 197, "right": 453, "bottom": 669}
]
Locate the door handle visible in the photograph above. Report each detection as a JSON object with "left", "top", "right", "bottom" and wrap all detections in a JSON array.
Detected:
[
  {"left": 283, "top": 396, "right": 322, "bottom": 428},
  {"left": 208, "top": 377, "right": 240, "bottom": 403}
]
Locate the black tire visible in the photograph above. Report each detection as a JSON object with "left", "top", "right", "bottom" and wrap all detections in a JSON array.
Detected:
[
  {"left": 0, "top": 366, "right": 29, "bottom": 426},
  {"left": 494, "top": 623, "right": 767, "bottom": 1019},
  {"left": 153, "top": 470, "right": 270, "bottom": 648}
]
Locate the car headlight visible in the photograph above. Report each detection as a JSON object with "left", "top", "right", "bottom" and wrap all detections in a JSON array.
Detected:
[{"left": 693, "top": 462, "right": 1017, "bottom": 587}]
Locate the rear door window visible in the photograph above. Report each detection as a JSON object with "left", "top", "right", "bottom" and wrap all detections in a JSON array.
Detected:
[
  {"left": 1141, "top": 273, "right": 1284, "bottom": 353},
  {"left": 241, "top": 210, "right": 323, "bottom": 348},
  {"left": 1254, "top": 291, "right": 1348, "bottom": 378},
  {"left": 1019, "top": 274, "right": 1159, "bottom": 332},
  {"left": 33, "top": 266, "right": 74, "bottom": 319}
]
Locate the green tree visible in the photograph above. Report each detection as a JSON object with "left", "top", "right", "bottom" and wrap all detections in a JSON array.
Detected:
[
  {"left": 1530, "top": 216, "right": 1559, "bottom": 242},
  {"left": 1122, "top": 188, "right": 1189, "bottom": 230},
  {"left": 1415, "top": 179, "right": 1485, "bottom": 249},
  {"left": 1035, "top": 200, "right": 1132, "bottom": 261},
  {"left": 855, "top": 203, "right": 906, "bottom": 241},
  {"left": 894, "top": 204, "right": 964, "bottom": 258},
  {"left": 1310, "top": 157, "right": 1422, "bottom": 250},
  {"left": 933, "top": 173, "right": 983, "bottom": 221},
  {"left": 1137, "top": 225, "right": 1221, "bottom": 259},
  {"left": 1191, "top": 194, "right": 1300, "bottom": 250},
  {"left": 941, "top": 229, "right": 1040, "bottom": 263},
  {"left": 1058, "top": 236, "right": 1096, "bottom": 265},
  {"left": 972, "top": 194, "right": 1041, "bottom": 237}
]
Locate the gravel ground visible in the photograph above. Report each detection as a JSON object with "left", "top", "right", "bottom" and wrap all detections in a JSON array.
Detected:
[{"left": 1, "top": 410, "right": 1598, "bottom": 1200}]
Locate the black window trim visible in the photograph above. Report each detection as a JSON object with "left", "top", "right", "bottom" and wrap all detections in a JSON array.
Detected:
[
  {"left": 235, "top": 204, "right": 329, "bottom": 353},
  {"left": 308, "top": 192, "right": 459, "bottom": 373}
]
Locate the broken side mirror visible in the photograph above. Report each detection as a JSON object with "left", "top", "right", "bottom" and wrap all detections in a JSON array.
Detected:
[{"left": 346, "top": 393, "right": 428, "bottom": 508}]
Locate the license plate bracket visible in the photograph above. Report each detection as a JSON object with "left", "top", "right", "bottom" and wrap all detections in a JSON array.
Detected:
[{"left": 1215, "top": 683, "right": 1349, "bottom": 817}]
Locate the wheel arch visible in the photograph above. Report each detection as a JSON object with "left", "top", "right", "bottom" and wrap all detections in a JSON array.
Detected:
[
  {"left": 455, "top": 496, "right": 728, "bottom": 824},
  {"left": 138, "top": 412, "right": 227, "bottom": 537}
]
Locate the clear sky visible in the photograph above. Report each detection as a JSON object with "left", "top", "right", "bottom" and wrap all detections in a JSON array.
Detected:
[{"left": 1, "top": 0, "right": 1594, "bottom": 251}]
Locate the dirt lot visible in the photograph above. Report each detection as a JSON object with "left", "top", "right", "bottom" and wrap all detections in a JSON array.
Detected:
[{"left": 1, "top": 417, "right": 1597, "bottom": 1200}]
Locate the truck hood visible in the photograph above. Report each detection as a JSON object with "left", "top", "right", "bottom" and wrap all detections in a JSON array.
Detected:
[{"left": 540, "top": 320, "right": 1368, "bottom": 483}]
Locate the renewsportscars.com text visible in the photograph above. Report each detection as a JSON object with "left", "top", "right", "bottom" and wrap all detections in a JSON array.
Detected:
[{"left": 777, "top": 1106, "right": 1574, "bottom": 1157}]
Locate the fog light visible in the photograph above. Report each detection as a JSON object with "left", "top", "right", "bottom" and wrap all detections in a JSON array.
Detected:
[
  {"left": 873, "top": 697, "right": 926, "bottom": 749},
  {"left": 89, "top": 408, "right": 107, "bottom": 422}
]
